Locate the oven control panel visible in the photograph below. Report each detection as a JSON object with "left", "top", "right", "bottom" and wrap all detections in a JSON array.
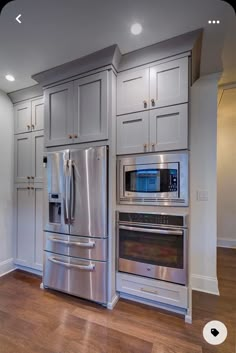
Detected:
[{"left": 119, "top": 212, "right": 186, "bottom": 227}]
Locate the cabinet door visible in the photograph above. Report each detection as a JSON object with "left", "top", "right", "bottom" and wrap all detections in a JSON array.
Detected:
[
  {"left": 117, "top": 68, "right": 149, "bottom": 115},
  {"left": 14, "top": 133, "right": 32, "bottom": 183},
  {"left": 117, "top": 111, "right": 149, "bottom": 155},
  {"left": 149, "top": 57, "right": 188, "bottom": 109},
  {"left": 15, "top": 185, "right": 34, "bottom": 267},
  {"left": 32, "top": 184, "right": 44, "bottom": 271},
  {"left": 32, "top": 131, "right": 44, "bottom": 183},
  {"left": 44, "top": 82, "right": 74, "bottom": 147},
  {"left": 14, "top": 101, "right": 31, "bottom": 134},
  {"left": 74, "top": 71, "right": 108, "bottom": 143},
  {"left": 149, "top": 104, "right": 188, "bottom": 152},
  {"left": 32, "top": 97, "right": 44, "bottom": 131}
]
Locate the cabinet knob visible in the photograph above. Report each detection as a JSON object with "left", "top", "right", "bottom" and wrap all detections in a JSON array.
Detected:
[
  {"left": 31, "top": 187, "right": 34, "bottom": 190},
  {"left": 74, "top": 134, "right": 78, "bottom": 139},
  {"left": 27, "top": 125, "right": 31, "bottom": 130},
  {"left": 151, "top": 99, "right": 155, "bottom": 107},
  {"left": 27, "top": 186, "right": 30, "bottom": 190},
  {"left": 27, "top": 176, "right": 30, "bottom": 179},
  {"left": 143, "top": 100, "right": 147, "bottom": 108},
  {"left": 68, "top": 135, "right": 73, "bottom": 139},
  {"left": 31, "top": 124, "right": 35, "bottom": 129},
  {"left": 151, "top": 143, "right": 155, "bottom": 150},
  {"left": 143, "top": 143, "right": 148, "bottom": 151},
  {"left": 31, "top": 176, "right": 34, "bottom": 179}
]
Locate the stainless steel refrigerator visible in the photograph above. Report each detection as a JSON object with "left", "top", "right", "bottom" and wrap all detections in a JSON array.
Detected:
[{"left": 43, "top": 146, "right": 108, "bottom": 304}]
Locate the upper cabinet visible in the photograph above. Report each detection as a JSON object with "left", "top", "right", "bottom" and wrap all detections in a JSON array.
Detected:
[
  {"left": 44, "top": 82, "right": 74, "bottom": 147},
  {"left": 74, "top": 71, "right": 108, "bottom": 143},
  {"left": 117, "top": 57, "right": 189, "bottom": 116},
  {"left": 44, "top": 71, "right": 108, "bottom": 147},
  {"left": 14, "top": 97, "right": 44, "bottom": 134},
  {"left": 117, "top": 68, "right": 149, "bottom": 115}
]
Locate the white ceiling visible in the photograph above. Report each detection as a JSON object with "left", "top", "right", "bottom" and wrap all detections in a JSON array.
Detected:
[{"left": 0, "top": 0, "right": 235, "bottom": 93}]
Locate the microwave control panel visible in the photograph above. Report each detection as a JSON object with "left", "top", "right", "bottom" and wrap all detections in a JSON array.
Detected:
[{"left": 119, "top": 212, "right": 186, "bottom": 227}]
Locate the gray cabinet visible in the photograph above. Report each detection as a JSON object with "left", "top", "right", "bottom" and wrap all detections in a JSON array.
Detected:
[
  {"left": 74, "top": 71, "right": 108, "bottom": 143},
  {"left": 117, "top": 56, "right": 189, "bottom": 115},
  {"left": 149, "top": 57, "right": 188, "bottom": 109},
  {"left": 117, "top": 104, "right": 188, "bottom": 155},
  {"left": 116, "top": 111, "right": 149, "bottom": 154},
  {"left": 14, "top": 97, "right": 44, "bottom": 134},
  {"left": 117, "top": 68, "right": 149, "bottom": 115},
  {"left": 149, "top": 104, "right": 188, "bottom": 152},
  {"left": 14, "top": 131, "right": 44, "bottom": 183},
  {"left": 44, "top": 71, "right": 109, "bottom": 147},
  {"left": 45, "top": 82, "right": 74, "bottom": 147},
  {"left": 31, "top": 97, "right": 44, "bottom": 131},
  {"left": 14, "top": 101, "right": 31, "bottom": 134},
  {"left": 15, "top": 184, "right": 43, "bottom": 271}
]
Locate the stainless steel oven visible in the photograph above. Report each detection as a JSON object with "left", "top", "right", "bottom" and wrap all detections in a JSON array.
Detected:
[
  {"left": 117, "top": 152, "right": 188, "bottom": 206},
  {"left": 117, "top": 212, "right": 188, "bottom": 285}
]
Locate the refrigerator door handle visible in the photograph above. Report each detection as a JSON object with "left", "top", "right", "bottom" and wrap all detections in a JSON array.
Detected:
[
  {"left": 70, "top": 160, "right": 75, "bottom": 223},
  {"left": 63, "top": 159, "right": 70, "bottom": 224},
  {"left": 49, "top": 237, "right": 95, "bottom": 248}
]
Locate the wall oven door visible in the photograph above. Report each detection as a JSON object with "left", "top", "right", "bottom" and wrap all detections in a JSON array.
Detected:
[{"left": 118, "top": 225, "right": 187, "bottom": 285}]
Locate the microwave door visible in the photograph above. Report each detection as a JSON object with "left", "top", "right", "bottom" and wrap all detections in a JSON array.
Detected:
[
  {"left": 69, "top": 146, "right": 107, "bottom": 238},
  {"left": 44, "top": 150, "right": 70, "bottom": 234}
]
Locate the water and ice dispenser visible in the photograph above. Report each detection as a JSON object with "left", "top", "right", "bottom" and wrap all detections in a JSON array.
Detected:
[{"left": 49, "top": 193, "right": 61, "bottom": 224}]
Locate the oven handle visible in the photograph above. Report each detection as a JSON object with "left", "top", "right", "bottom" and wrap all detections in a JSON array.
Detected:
[{"left": 119, "top": 225, "right": 183, "bottom": 236}]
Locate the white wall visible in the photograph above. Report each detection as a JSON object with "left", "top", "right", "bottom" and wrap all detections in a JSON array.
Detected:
[
  {"left": 190, "top": 73, "right": 220, "bottom": 295},
  {"left": 0, "top": 90, "right": 15, "bottom": 276},
  {"left": 217, "top": 86, "right": 236, "bottom": 248}
]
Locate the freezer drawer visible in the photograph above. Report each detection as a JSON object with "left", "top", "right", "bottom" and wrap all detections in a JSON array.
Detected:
[
  {"left": 43, "top": 252, "right": 107, "bottom": 303},
  {"left": 44, "top": 232, "right": 107, "bottom": 261}
]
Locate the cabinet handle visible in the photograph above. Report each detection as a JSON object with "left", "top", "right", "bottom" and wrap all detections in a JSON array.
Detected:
[
  {"left": 31, "top": 124, "right": 35, "bottom": 129},
  {"left": 151, "top": 99, "right": 155, "bottom": 107},
  {"left": 140, "top": 287, "right": 159, "bottom": 295},
  {"left": 68, "top": 135, "right": 73, "bottom": 139},
  {"left": 143, "top": 100, "right": 147, "bottom": 108},
  {"left": 74, "top": 134, "right": 78, "bottom": 138},
  {"left": 27, "top": 125, "right": 31, "bottom": 130}
]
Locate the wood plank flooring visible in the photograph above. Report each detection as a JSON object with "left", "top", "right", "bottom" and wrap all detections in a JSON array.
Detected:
[{"left": 0, "top": 248, "right": 235, "bottom": 353}]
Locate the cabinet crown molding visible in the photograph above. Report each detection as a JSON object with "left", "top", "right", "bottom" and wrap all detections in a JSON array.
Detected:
[
  {"left": 32, "top": 44, "right": 121, "bottom": 88},
  {"left": 119, "top": 28, "right": 203, "bottom": 85}
]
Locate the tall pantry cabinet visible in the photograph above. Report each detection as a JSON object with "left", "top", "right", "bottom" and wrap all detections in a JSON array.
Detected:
[{"left": 14, "top": 96, "right": 44, "bottom": 272}]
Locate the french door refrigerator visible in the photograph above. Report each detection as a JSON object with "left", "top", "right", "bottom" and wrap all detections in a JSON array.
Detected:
[{"left": 43, "top": 146, "right": 108, "bottom": 304}]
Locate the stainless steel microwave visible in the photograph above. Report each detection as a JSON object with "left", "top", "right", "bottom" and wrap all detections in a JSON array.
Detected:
[{"left": 117, "top": 152, "right": 188, "bottom": 206}]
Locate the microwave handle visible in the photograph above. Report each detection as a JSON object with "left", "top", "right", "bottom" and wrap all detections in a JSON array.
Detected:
[{"left": 119, "top": 225, "right": 182, "bottom": 236}]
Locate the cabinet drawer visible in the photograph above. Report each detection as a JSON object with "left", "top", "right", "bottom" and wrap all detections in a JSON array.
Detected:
[
  {"left": 44, "top": 252, "right": 107, "bottom": 303},
  {"left": 116, "top": 273, "right": 188, "bottom": 308},
  {"left": 44, "top": 232, "right": 107, "bottom": 261}
]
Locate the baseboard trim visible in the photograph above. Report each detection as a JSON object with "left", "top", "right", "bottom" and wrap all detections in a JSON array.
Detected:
[
  {"left": 217, "top": 238, "right": 236, "bottom": 249},
  {"left": 0, "top": 258, "right": 16, "bottom": 277},
  {"left": 191, "top": 274, "right": 219, "bottom": 295},
  {"left": 107, "top": 293, "right": 120, "bottom": 310},
  {"left": 15, "top": 265, "right": 43, "bottom": 277}
]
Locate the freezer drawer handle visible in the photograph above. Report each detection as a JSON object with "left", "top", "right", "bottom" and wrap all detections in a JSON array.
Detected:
[
  {"left": 49, "top": 237, "right": 95, "bottom": 248},
  {"left": 48, "top": 257, "right": 95, "bottom": 271}
]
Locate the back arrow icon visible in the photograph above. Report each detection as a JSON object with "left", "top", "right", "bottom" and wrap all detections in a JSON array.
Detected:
[{"left": 16, "top": 14, "right": 22, "bottom": 23}]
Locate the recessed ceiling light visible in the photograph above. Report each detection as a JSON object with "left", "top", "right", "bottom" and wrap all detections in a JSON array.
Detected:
[
  {"left": 5, "top": 74, "right": 15, "bottom": 82},
  {"left": 131, "top": 23, "right": 142, "bottom": 35}
]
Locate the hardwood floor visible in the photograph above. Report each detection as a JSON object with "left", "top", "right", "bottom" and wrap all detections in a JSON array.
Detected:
[{"left": 0, "top": 248, "right": 235, "bottom": 353}]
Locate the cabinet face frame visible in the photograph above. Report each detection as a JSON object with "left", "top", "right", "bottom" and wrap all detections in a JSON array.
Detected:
[
  {"left": 117, "top": 68, "right": 149, "bottom": 115},
  {"left": 14, "top": 101, "right": 31, "bottom": 134},
  {"left": 44, "top": 82, "right": 74, "bottom": 147},
  {"left": 73, "top": 70, "right": 108, "bottom": 143},
  {"left": 31, "top": 131, "right": 45, "bottom": 183}
]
